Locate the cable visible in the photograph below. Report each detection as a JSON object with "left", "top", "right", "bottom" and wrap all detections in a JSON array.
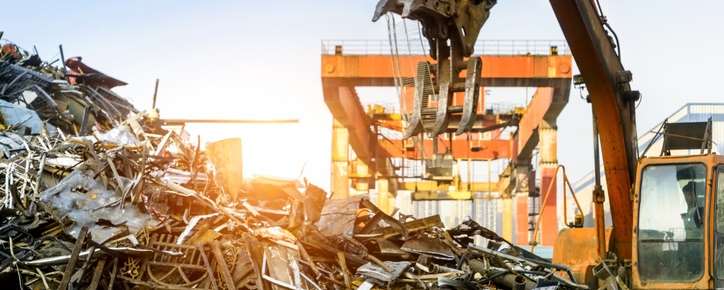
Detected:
[
  {"left": 398, "top": 19, "right": 417, "bottom": 120},
  {"left": 594, "top": 0, "right": 643, "bottom": 111},
  {"left": 402, "top": 19, "right": 413, "bottom": 55},
  {"left": 594, "top": 0, "right": 621, "bottom": 58},
  {"left": 390, "top": 14, "right": 406, "bottom": 116},
  {"left": 390, "top": 14, "right": 403, "bottom": 84},
  {"left": 385, "top": 14, "right": 402, "bottom": 100},
  {"left": 416, "top": 22, "right": 427, "bottom": 55}
]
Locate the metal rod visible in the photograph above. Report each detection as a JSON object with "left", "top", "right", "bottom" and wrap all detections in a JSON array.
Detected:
[
  {"left": 151, "top": 78, "right": 160, "bottom": 109},
  {"left": 87, "top": 259, "right": 106, "bottom": 290},
  {"left": 592, "top": 108, "right": 607, "bottom": 258},
  {"left": 211, "top": 241, "right": 236, "bottom": 289},
  {"left": 58, "top": 44, "right": 67, "bottom": 76},
  {"left": 487, "top": 157, "right": 491, "bottom": 198},
  {"left": 58, "top": 226, "right": 88, "bottom": 290},
  {"left": 592, "top": 114, "right": 601, "bottom": 186},
  {"left": 78, "top": 105, "right": 92, "bottom": 135},
  {"left": 563, "top": 167, "right": 568, "bottom": 225},
  {"left": 161, "top": 118, "right": 299, "bottom": 125},
  {"left": 641, "top": 119, "right": 666, "bottom": 157},
  {"left": 467, "top": 133, "right": 472, "bottom": 191},
  {"left": 563, "top": 170, "right": 585, "bottom": 221}
]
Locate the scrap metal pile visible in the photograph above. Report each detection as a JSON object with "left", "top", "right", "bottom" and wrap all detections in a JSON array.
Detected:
[{"left": 0, "top": 37, "right": 585, "bottom": 289}]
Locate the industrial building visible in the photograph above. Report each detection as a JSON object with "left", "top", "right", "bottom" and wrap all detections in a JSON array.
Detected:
[{"left": 571, "top": 102, "right": 724, "bottom": 227}]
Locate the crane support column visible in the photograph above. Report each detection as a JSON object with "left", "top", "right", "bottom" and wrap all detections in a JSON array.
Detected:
[
  {"left": 502, "top": 197, "right": 514, "bottom": 242},
  {"left": 375, "top": 173, "right": 394, "bottom": 214},
  {"left": 514, "top": 162, "right": 532, "bottom": 245},
  {"left": 332, "top": 118, "right": 350, "bottom": 199},
  {"left": 515, "top": 192, "right": 529, "bottom": 245},
  {"left": 538, "top": 119, "right": 558, "bottom": 246}
]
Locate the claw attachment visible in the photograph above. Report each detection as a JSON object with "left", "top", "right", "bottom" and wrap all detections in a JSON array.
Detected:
[
  {"left": 456, "top": 57, "right": 482, "bottom": 135},
  {"left": 372, "top": 0, "right": 495, "bottom": 138}
]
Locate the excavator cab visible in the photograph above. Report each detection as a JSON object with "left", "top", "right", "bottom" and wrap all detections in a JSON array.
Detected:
[
  {"left": 629, "top": 120, "right": 717, "bottom": 290},
  {"left": 629, "top": 119, "right": 715, "bottom": 288},
  {"left": 630, "top": 154, "right": 721, "bottom": 289},
  {"left": 555, "top": 121, "right": 723, "bottom": 289}
]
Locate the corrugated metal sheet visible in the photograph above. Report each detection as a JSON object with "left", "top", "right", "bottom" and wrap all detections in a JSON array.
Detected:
[{"left": 410, "top": 198, "right": 502, "bottom": 231}]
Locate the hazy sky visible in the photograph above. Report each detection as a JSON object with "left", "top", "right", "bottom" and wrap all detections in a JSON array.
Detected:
[{"left": 4, "top": 1, "right": 724, "bottom": 190}]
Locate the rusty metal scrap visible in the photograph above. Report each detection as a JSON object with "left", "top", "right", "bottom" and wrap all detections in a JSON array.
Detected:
[{"left": 0, "top": 36, "right": 586, "bottom": 290}]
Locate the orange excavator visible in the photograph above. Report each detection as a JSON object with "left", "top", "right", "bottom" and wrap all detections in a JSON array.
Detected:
[{"left": 374, "top": 0, "right": 722, "bottom": 289}]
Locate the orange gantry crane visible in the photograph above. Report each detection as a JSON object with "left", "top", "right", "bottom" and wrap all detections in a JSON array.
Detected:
[{"left": 321, "top": 40, "right": 573, "bottom": 246}]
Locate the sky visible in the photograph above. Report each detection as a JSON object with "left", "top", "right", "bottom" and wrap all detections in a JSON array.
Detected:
[{"left": 3, "top": 1, "right": 724, "bottom": 191}]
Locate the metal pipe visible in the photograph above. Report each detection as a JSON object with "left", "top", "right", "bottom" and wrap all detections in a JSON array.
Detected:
[
  {"left": 592, "top": 108, "right": 607, "bottom": 258},
  {"left": 23, "top": 247, "right": 162, "bottom": 266},
  {"left": 561, "top": 166, "right": 584, "bottom": 227},
  {"left": 563, "top": 167, "right": 568, "bottom": 225},
  {"left": 493, "top": 273, "right": 535, "bottom": 290},
  {"left": 512, "top": 275, "right": 529, "bottom": 290},
  {"left": 530, "top": 164, "right": 586, "bottom": 246},
  {"left": 161, "top": 118, "right": 299, "bottom": 125},
  {"left": 151, "top": 78, "right": 159, "bottom": 109},
  {"left": 564, "top": 169, "right": 585, "bottom": 226},
  {"left": 58, "top": 44, "right": 66, "bottom": 76}
]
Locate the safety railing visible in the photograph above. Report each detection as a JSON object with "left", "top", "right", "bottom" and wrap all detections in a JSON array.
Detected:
[
  {"left": 321, "top": 39, "right": 570, "bottom": 56},
  {"left": 486, "top": 103, "right": 522, "bottom": 115},
  {"left": 530, "top": 165, "right": 584, "bottom": 250}
]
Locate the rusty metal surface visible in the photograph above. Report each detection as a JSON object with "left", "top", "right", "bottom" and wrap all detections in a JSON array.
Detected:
[
  {"left": 553, "top": 228, "right": 611, "bottom": 286},
  {"left": 316, "top": 195, "right": 363, "bottom": 238},
  {"left": 372, "top": 0, "right": 497, "bottom": 58},
  {"left": 400, "top": 237, "right": 455, "bottom": 260},
  {"left": 65, "top": 56, "right": 128, "bottom": 89}
]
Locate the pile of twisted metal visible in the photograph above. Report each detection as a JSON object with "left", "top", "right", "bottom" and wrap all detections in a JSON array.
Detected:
[{"left": 0, "top": 36, "right": 585, "bottom": 290}]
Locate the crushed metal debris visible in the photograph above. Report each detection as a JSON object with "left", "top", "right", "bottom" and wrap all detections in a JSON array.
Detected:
[{"left": 0, "top": 36, "right": 586, "bottom": 289}]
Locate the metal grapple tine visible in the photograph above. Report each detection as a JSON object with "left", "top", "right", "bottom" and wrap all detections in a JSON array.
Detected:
[
  {"left": 403, "top": 61, "right": 431, "bottom": 139},
  {"left": 431, "top": 81, "right": 452, "bottom": 137},
  {"left": 455, "top": 57, "right": 482, "bottom": 135}
]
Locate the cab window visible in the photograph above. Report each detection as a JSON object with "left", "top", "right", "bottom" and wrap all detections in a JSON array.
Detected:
[{"left": 638, "top": 163, "right": 705, "bottom": 281}]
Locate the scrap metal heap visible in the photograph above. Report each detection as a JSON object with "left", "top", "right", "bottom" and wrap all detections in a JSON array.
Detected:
[{"left": 0, "top": 37, "right": 583, "bottom": 289}]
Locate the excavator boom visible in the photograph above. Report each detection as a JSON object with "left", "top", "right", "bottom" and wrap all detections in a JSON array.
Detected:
[{"left": 549, "top": 0, "right": 639, "bottom": 259}]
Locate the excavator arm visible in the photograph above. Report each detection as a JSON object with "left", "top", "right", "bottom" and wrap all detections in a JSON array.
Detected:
[{"left": 550, "top": 0, "right": 639, "bottom": 259}]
